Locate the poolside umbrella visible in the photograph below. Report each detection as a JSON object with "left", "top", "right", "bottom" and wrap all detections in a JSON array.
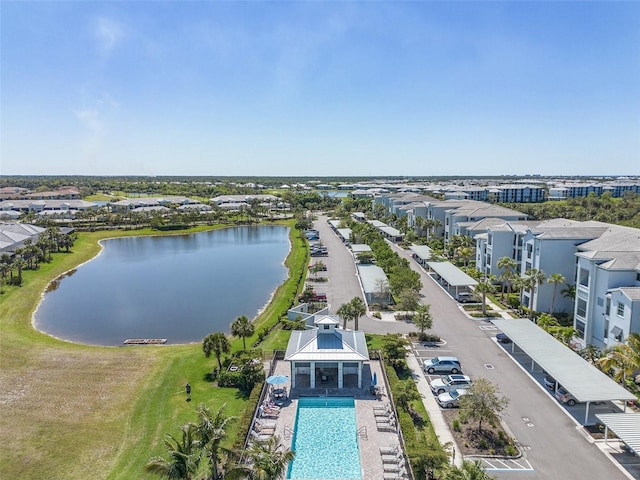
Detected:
[
  {"left": 266, "top": 375, "right": 289, "bottom": 385},
  {"left": 372, "top": 372, "right": 377, "bottom": 386}
]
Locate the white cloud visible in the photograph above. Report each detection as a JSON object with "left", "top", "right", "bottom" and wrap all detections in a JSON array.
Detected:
[{"left": 93, "top": 16, "right": 125, "bottom": 57}]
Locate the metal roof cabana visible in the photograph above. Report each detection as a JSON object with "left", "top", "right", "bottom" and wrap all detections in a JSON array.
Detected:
[
  {"left": 493, "top": 318, "right": 636, "bottom": 424},
  {"left": 426, "top": 261, "right": 478, "bottom": 294},
  {"left": 595, "top": 413, "right": 640, "bottom": 456}
]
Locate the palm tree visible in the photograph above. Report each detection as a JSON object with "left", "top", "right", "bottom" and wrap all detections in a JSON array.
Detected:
[
  {"left": 225, "top": 435, "right": 295, "bottom": 480},
  {"left": 337, "top": 302, "right": 355, "bottom": 330},
  {"left": 474, "top": 277, "right": 496, "bottom": 316},
  {"left": 524, "top": 268, "right": 545, "bottom": 311},
  {"left": 597, "top": 333, "right": 640, "bottom": 385},
  {"left": 145, "top": 422, "right": 202, "bottom": 480},
  {"left": 230, "top": 315, "right": 255, "bottom": 351},
  {"left": 350, "top": 297, "right": 366, "bottom": 331},
  {"left": 496, "top": 256, "right": 517, "bottom": 299},
  {"left": 202, "top": 332, "right": 230, "bottom": 371},
  {"left": 547, "top": 273, "right": 566, "bottom": 316},
  {"left": 196, "top": 403, "right": 236, "bottom": 480}
]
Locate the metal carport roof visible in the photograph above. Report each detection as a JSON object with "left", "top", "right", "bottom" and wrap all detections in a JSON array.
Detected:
[
  {"left": 595, "top": 413, "right": 640, "bottom": 455},
  {"left": 426, "top": 261, "right": 478, "bottom": 287},
  {"left": 492, "top": 318, "right": 635, "bottom": 404},
  {"left": 409, "top": 245, "right": 432, "bottom": 261}
]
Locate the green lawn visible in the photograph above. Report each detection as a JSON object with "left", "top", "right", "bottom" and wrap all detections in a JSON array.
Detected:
[{"left": 0, "top": 221, "right": 306, "bottom": 480}]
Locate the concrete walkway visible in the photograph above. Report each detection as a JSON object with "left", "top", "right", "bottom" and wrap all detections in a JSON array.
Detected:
[{"left": 405, "top": 352, "right": 463, "bottom": 467}]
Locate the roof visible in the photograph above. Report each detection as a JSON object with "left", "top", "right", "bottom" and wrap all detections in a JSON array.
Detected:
[
  {"left": 492, "top": 319, "right": 635, "bottom": 403},
  {"left": 595, "top": 413, "right": 640, "bottom": 455},
  {"left": 616, "top": 287, "right": 640, "bottom": 301},
  {"left": 284, "top": 329, "right": 369, "bottom": 362},
  {"left": 426, "top": 262, "right": 478, "bottom": 287},
  {"left": 409, "top": 245, "right": 432, "bottom": 260},
  {"left": 379, "top": 226, "right": 403, "bottom": 237},
  {"left": 357, "top": 264, "right": 389, "bottom": 294},
  {"left": 351, "top": 244, "right": 372, "bottom": 253},
  {"left": 337, "top": 228, "right": 352, "bottom": 239}
]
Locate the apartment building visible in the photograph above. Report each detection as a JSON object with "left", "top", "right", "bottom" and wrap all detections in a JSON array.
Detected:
[
  {"left": 521, "top": 221, "right": 609, "bottom": 316},
  {"left": 573, "top": 226, "right": 640, "bottom": 349},
  {"left": 486, "top": 184, "right": 546, "bottom": 203}
]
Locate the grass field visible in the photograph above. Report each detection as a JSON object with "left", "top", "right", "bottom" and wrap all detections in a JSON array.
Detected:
[{"left": 0, "top": 222, "right": 306, "bottom": 480}]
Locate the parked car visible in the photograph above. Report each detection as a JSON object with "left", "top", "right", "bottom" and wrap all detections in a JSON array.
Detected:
[
  {"left": 496, "top": 333, "right": 511, "bottom": 344},
  {"left": 437, "top": 388, "right": 468, "bottom": 408},
  {"left": 422, "top": 356, "right": 462, "bottom": 375},
  {"left": 430, "top": 374, "right": 472, "bottom": 394},
  {"left": 543, "top": 374, "right": 557, "bottom": 390},
  {"left": 455, "top": 292, "right": 476, "bottom": 303},
  {"left": 555, "top": 387, "right": 577, "bottom": 406}
]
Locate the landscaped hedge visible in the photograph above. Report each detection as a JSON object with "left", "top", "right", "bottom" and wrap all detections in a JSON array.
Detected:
[{"left": 232, "top": 381, "right": 265, "bottom": 450}]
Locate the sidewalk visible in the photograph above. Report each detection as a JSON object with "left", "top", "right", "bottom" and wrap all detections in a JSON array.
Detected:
[{"left": 405, "top": 352, "right": 463, "bottom": 467}]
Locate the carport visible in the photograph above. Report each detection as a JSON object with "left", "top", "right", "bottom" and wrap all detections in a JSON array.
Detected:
[
  {"left": 426, "top": 261, "right": 478, "bottom": 294},
  {"left": 409, "top": 245, "right": 432, "bottom": 268},
  {"left": 595, "top": 413, "right": 640, "bottom": 456},
  {"left": 493, "top": 318, "right": 636, "bottom": 424}
]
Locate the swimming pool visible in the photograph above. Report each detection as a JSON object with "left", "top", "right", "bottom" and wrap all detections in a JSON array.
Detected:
[{"left": 287, "top": 397, "right": 362, "bottom": 480}]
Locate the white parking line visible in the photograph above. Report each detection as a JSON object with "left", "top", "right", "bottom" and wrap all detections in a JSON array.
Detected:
[{"left": 480, "top": 457, "right": 534, "bottom": 471}]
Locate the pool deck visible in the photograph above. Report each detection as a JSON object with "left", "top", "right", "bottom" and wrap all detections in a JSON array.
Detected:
[{"left": 262, "top": 360, "right": 405, "bottom": 480}]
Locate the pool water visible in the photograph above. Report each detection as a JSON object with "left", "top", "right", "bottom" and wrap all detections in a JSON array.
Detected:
[{"left": 287, "top": 397, "right": 361, "bottom": 480}]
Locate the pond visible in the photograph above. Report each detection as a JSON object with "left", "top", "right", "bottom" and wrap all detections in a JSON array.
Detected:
[{"left": 33, "top": 225, "right": 290, "bottom": 346}]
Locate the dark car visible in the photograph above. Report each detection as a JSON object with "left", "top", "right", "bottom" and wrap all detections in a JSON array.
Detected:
[{"left": 496, "top": 333, "right": 511, "bottom": 344}]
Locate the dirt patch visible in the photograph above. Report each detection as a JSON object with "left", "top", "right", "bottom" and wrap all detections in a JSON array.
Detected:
[{"left": 442, "top": 409, "right": 519, "bottom": 457}]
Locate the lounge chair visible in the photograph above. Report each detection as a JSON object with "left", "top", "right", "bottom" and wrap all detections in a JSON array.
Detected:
[
  {"left": 383, "top": 459, "right": 405, "bottom": 473},
  {"left": 379, "top": 444, "right": 399, "bottom": 455},
  {"left": 256, "top": 419, "right": 277, "bottom": 429},
  {"left": 254, "top": 424, "right": 276, "bottom": 434},
  {"left": 373, "top": 403, "right": 389, "bottom": 411},
  {"left": 380, "top": 451, "right": 402, "bottom": 464},
  {"left": 383, "top": 467, "right": 406, "bottom": 479},
  {"left": 250, "top": 431, "right": 273, "bottom": 442},
  {"left": 373, "top": 406, "right": 391, "bottom": 416},
  {"left": 377, "top": 421, "right": 397, "bottom": 432}
]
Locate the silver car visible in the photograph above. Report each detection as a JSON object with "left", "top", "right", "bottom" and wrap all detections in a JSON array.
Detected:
[
  {"left": 437, "top": 388, "right": 468, "bottom": 408},
  {"left": 430, "top": 374, "right": 472, "bottom": 394}
]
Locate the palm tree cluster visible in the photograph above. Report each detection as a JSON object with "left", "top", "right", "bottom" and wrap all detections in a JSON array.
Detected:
[
  {"left": 597, "top": 333, "right": 640, "bottom": 388},
  {"left": 0, "top": 227, "right": 75, "bottom": 290},
  {"left": 336, "top": 297, "right": 366, "bottom": 331},
  {"left": 145, "top": 403, "right": 252, "bottom": 480}
]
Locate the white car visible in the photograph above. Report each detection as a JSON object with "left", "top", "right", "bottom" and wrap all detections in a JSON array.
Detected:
[
  {"left": 430, "top": 374, "right": 472, "bottom": 395},
  {"left": 437, "top": 389, "right": 468, "bottom": 408}
]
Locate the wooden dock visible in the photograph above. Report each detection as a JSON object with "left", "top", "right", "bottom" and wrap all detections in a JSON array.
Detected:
[{"left": 123, "top": 338, "right": 167, "bottom": 345}]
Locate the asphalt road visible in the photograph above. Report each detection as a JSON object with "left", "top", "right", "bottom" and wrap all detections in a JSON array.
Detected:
[{"left": 311, "top": 215, "right": 629, "bottom": 480}]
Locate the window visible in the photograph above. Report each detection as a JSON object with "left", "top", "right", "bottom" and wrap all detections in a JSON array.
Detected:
[
  {"left": 597, "top": 297, "right": 604, "bottom": 307},
  {"left": 575, "top": 320, "right": 586, "bottom": 339},
  {"left": 605, "top": 296, "right": 611, "bottom": 316},
  {"left": 617, "top": 302, "right": 625, "bottom": 317},
  {"left": 578, "top": 268, "right": 589, "bottom": 287},
  {"left": 576, "top": 298, "right": 587, "bottom": 318}
]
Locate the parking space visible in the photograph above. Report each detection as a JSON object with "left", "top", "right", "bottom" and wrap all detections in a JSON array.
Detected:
[{"left": 479, "top": 457, "right": 534, "bottom": 472}]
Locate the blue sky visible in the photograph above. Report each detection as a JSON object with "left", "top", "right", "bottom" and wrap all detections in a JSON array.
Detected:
[{"left": 2, "top": 1, "right": 639, "bottom": 177}]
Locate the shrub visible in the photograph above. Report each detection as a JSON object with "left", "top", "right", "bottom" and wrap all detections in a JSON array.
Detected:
[
  {"left": 505, "top": 445, "right": 518, "bottom": 457},
  {"left": 372, "top": 311, "right": 382, "bottom": 319},
  {"left": 232, "top": 381, "right": 264, "bottom": 449},
  {"left": 418, "top": 333, "right": 441, "bottom": 343},
  {"left": 452, "top": 419, "right": 461, "bottom": 432}
]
